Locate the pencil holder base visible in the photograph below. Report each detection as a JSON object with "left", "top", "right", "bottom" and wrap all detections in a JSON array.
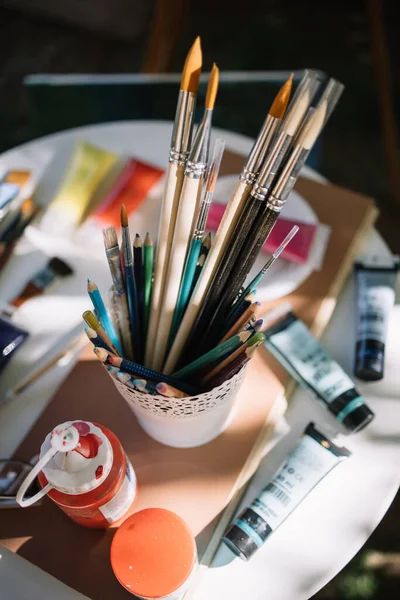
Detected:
[{"left": 109, "top": 366, "right": 247, "bottom": 448}]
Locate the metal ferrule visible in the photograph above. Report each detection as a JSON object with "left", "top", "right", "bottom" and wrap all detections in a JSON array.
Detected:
[
  {"left": 185, "top": 109, "right": 212, "bottom": 179},
  {"left": 121, "top": 227, "right": 133, "bottom": 266},
  {"left": 106, "top": 247, "right": 125, "bottom": 295},
  {"left": 251, "top": 131, "right": 293, "bottom": 201},
  {"left": 269, "top": 145, "right": 309, "bottom": 208},
  {"left": 193, "top": 191, "right": 212, "bottom": 238},
  {"left": 170, "top": 90, "right": 196, "bottom": 165},
  {"left": 240, "top": 115, "right": 278, "bottom": 184}
]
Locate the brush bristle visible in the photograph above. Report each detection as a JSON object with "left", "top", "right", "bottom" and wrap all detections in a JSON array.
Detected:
[
  {"left": 103, "top": 226, "right": 118, "bottom": 250},
  {"left": 120, "top": 204, "right": 128, "bottom": 227},
  {"left": 269, "top": 73, "right": 294, "bottom": 119},
  {"left": 181, "top": 36, "right": 202, "bottom": 93},
  {"left": 297, "top": 100, "right": 327, "bottom": 150},
  {"left": 205, "top": 63, "right": 219, "bottom": 110}
]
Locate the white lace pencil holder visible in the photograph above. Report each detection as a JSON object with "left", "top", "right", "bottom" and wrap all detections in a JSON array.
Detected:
[{"left": 107, "top": 366, "right": 247, "bottom": 448}]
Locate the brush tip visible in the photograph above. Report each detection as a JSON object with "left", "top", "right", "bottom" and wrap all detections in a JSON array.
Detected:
[
  {"left": 269, "top": 73, "right": 294, "bottom": 119},
  {"left": 120, "top": 204, "right": 128, "bottom": 227},
  {"left": 103, "top": 226, "right": 118, "bottom": 250},
  {"left": 181, "top": 36, "right": 202, "bottom": 93},
  {"left": 205, "top": 63, "right": 219, "bottom": 110}
]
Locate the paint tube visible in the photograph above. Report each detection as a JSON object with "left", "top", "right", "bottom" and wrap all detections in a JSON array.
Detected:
[
  {"left": 40, "top": 141, "right": 118, "bottom": 236},
  {"left": 264, "top": 311, "right": 374, "bottom": 432},
  {"left": 223, "top": 423, "right": 350, "bottom": 561},
  {"left": 354, "top": 256, "right": 399, "bottom": 381}
]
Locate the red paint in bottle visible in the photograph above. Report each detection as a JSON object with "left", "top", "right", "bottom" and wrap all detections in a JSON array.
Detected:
[{"left": 17, "top": 421, "right": 137, "bottom": 529}]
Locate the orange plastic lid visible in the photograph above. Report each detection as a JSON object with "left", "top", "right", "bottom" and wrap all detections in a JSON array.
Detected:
[{"left": 110, "top": 508, "right": 197, "bottom": 598}]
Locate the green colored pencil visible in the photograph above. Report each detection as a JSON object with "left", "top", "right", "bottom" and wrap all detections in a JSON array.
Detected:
[
  {"left": 172, "top": 330, "right": 251, "bottom": 380},
  {"left": 143, "top": 232, "right": 153, "bottom": 340}
]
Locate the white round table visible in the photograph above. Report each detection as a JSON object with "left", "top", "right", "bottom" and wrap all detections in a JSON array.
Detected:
[{"left": 0, "top": 122, "right": 399, "bottom": 600}]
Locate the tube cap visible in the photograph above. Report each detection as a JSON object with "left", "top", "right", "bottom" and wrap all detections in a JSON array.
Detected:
[
  {"left": 223, "top": 508, "right": 272, "bottom": 561},
  {"left": 342, "top": 403, "right": 375, "bottom": 432},
  {"left": 111, "top": 508, "right": 197, "bottom": 598}
]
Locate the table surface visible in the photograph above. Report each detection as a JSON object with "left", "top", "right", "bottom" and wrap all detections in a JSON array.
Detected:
[{"left": 0, "top": 121, "right": 399, "bottom": 600}]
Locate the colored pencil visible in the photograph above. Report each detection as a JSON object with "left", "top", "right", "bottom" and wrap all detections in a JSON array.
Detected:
[
  {"left": 121, "top": 204, "right": 142, "bottom": 360},
  {"left": 172, "top": 330, "right": 251, "bottom": 380},
  {"left": 153, "top": 63, "right": 219, "bottom": 371},
  {"left": 133, "top": 378, "right": 158, "bottom": 394},
  {"left": 156, "top": 382, "right": 188, "bottom": 399},
  {"left": 202, "top": 331, "right": 265, "bottom": 384},
  {"left": 163, "top": 73, "right": 294, "bottom": 375},
  {"left": 94, "top": 347, "right": 198, "bottom": 395},
  {"left": 133, "top": 233, "right": 143, "bottom": 321},
  {"left": 146, "top": 37, "right": 202, "bottom": 369},
  {"left": 116, "top": 371, "right": 136, "bottom": 389},
  {"left": 85, "top": 326, "right": 113, "bottom": 352},
  {"left": 103, "top": 226, "right": 133, "bottom": 359},
  {"left": 170, "top": 138, "right": 225, "bottom": 341},
  {"left": 205, "top": 344, "right": 259, "bottom": 390},
  {"left": 83, "top": 310, "right": 120, "bottom": 356},
  {"left": 143, "top": 232, "right": 153, "bottom": 340},
  {"left": 87, "top": 278, "right": 121, "bottom": 354},
  {"left": 218, "top": 302, "right": 260, "bottom": 344}
]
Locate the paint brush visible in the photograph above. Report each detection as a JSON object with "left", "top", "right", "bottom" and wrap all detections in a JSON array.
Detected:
[
  {"left": 121, "top": 204, "right": 142, "bottom": 360},
  {"left": 83, "top": 310, "right": 120, "bottom": 356},
  {"left": 170, "top": 138, "right": 225, "bottom": 340},
  {"left": 163, "top": 72, "right": 293, "bottom": 374},
  {"left": 143, "top": 232, "right": 153, "bottom": 340},
  {"left": 87, "top": 278, "right": 121, "bottom": 354},
  {"left": 222, "top": 80, "right": 344, "bottom": 311},
  {"left": 195, "top": 79, "right": 343, "bottom": 354},
  {"left": 103, "top": 226, "right": 133, "bottom": 359},
  {"left": 153, "top": 63, "right": 219, "bottom": 371},
  {"left": 238, "top": 225, "right": 299, "bottom": 300},
  {"left": 146, "top": 37, "right": 202, "bottom": 368},
  {"left": 133, "top": 233, "right": 144, "bottom": 324}
]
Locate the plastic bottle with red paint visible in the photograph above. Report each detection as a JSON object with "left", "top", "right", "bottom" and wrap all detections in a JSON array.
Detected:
[{"left": 16, "top": 420, "right": 137, "bottom": 529}]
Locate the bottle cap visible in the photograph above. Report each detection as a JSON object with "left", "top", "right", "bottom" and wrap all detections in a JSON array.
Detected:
[{"left": 111, "top": 508, "right": 197, "bottom": 598}]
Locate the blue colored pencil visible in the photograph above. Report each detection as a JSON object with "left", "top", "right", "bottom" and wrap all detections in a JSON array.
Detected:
[
  {"left": 84, "top": 326, "right": 113, "bottom": 353},
  {"left": 94, "top": 347, "right": 198, "bottom": 396},
  {"left": 87, "top": 279, "right": 121, "bottom": 354}
]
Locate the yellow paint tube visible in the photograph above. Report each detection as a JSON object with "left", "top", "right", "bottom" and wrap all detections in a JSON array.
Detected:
[{"left": 40, "top": 141, "right": 118, "bottom": 235}]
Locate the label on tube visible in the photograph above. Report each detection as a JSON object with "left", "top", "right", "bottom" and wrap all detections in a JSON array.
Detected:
[
  {"left": 223, "top": 423, "right": 350, "bottom": 560},
  {"left": 264, "top": 312, "right": 375, "bottom": 432},
  {"left": 354, "top": 256, "right": 399, "bottom": 381}
]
